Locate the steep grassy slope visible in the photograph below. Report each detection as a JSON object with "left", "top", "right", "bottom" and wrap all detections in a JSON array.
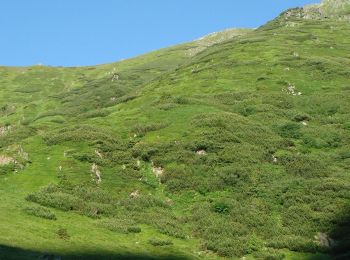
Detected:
[{"left": 0, "top": 1, "right": 350, "bottom": 260}]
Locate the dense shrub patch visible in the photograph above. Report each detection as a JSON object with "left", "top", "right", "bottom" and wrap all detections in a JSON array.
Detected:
[
  {"left": 148, "top": 238, "right": 173, "bottom": 246},
  {"left": 23, "top": 205, "right": 57, "bottom": 220}
]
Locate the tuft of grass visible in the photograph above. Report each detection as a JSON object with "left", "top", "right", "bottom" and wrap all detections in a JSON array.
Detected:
[{"left": 57, "top": 228, "right": 70, "bottom": 240}]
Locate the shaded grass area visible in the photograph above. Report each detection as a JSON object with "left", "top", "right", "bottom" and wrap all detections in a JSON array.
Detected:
[{"left": 0, "top": 244, "right": 190, "bottom": 260}]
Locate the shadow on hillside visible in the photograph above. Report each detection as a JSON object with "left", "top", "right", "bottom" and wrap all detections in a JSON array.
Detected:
[
  {"left": 330, "top": 206, "right": 350, "bottom": 260},
  {"left": 1, "top": 206, "right": 349, "bottom": 260},
  {"left": 0, "top": 244, "right": 189, "bottom": 260}
]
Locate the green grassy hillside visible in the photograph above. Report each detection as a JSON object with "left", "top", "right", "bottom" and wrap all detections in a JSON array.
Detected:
[{"left": 0, "top": 1, "right": 349, "bottom": 259}]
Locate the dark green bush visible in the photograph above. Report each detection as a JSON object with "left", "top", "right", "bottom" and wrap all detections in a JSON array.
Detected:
[
  {"left": 212, "top": 202, "right": 230, "bottom": 214},
  {"left": 44, "top": 125, "right": 118, "bottom": 146},
  {"left": 279, "top": 153, "right": 329, "bottom": 178},
  {"left": 216, "top": 166, "right": 251, "bottom": 187},
  {"left": 0, "top": 163, "right": 16, "bottom": 175},
  {"left": 120, "top": 195, "right": 168, "bottom": 211},
  {"left": 127, "top": 226, "right": 141, "bottom": 233},
  {"left": 26, "top": 192, "right": 85, "bottom": 212},
  {"left": 278, "top": 123, "right": 302, "bottom": 139},
  {"left": 294, "top": 113, "right": 311, "bottom": 122},
  {"left": 137, "top": 211, "right": 187, "bottom": 239},
  {"left": 148, "top": 238, "right": 173, "bottom": 246}
]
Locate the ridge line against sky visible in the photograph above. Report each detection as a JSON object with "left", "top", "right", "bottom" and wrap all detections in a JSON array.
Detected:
[{"left": 0, "top": 0, "right": 320, "bottom": 67}]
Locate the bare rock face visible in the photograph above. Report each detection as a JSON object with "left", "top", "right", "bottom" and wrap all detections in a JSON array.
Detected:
[
  {"left": 91, "top": 163, "right": 102, "bottom": 184},
  {"left": 304, "top": 0, "right": 350, "bottom": 20},
  {"left": 279, "top": 0, "right": 350, "bottom": 23},
  {"left": 130, "top": 190, "right": 140, "bottom": 198},
  {"left": 17, "top": 145, "right": 29, "bottom": 161},
  {"left": 95, "top": 150, "right": 103, "bottom": 159},
  {"left": 272, "top": 155, "right": 278, "bottom": 163},
  {"left": 0, "top": 125, "right": 11, "bottom": 136},
  {"left": 0, "top": 155, "right": 15, "bottom": 165},
  {"left": 314, "top": 232, "right": 336, "bottom": 248},
  {"left": 152, "top": 166, "right": 164, "bottom": 178},
  {"left": 285, "top": 84, "right": 302, "bottom": 96},
  {"left": 196, "top": 150, "right": 207, "bottom": 156}
]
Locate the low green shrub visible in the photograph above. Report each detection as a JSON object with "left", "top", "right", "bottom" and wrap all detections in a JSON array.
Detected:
[
  {"left": 148, "top": 238, "right": 173, "bottom": 246},
  {"left": 50, "top": 118, "right": 65, "bottom": 124},
  {"left": 79, "top": 109, "right": 110, "bottom": 119},
  {"left": 279, "top": 153, "right": 329, "bottom": 178},
  {"left": 212, "top": 202, "right": 230, "bottom": 214},
  {"left": 158, "top": 103, "right": 178, "bottom": 111},
  {"left": 137, "top": 211, "right": 187, "bottom": 239},
  {"left": 0, "top": 163, "right": 16, "bottom": 175},
  {"left": 120, "top": 195, "right": 169, "bottom": 211},
  {"left": 127, "top": 226, "right": 142, "bottom": 233},
  {"left": 252, "top": 248, "right": 285, "bottom": 260},
  {"left": 294, "top": 113, "right": 311, "bottom": 122},
  {"left": 132, "top": 122, "right": 169, "bottom": 137},
  {"left": 26, "top": 192, "right": 85, "bottom": 212},
  {"left": 278, "top": 123, "right": 302, "bottom": 139},
  {"left": 23, "top": 205, "right": 57, "bottom": 220},
  {"left": 43, "top": 125, "right": 118, "bottom": 146},
  {"left": 0, "top": 126, "right": 35, "bottom": 149},
  {"left": 205, "top": 237, "right": 250, "bottom": 257},
  {"left": 98, "top": 217, "right": 137, "bottom": 234},
  {"left": 267, "top": 235, "right": 320, "bottom": 253}
]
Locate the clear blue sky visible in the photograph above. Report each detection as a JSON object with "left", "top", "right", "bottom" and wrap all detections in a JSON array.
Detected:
[{"left": 0, "top": 0, "right": 320, "bottom": 67}]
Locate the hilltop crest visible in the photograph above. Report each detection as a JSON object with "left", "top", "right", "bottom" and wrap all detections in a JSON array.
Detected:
[
  {"left": 280, "top": 0, "right": 350, "bottom": 21},
  {"left": 185, "top": 28, "right": 251, "bottom": 56},
  {"left": 304, "top": 0, "right": 350, "bottom": 20}
]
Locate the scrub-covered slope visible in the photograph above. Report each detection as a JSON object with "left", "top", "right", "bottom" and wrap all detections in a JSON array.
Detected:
[{"left": 0, "top": 1, "right": 349, "bottom": 259}]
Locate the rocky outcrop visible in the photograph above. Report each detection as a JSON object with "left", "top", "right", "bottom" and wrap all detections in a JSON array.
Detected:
[
  {"left": 152, "top": 166, "right": 164, "bottom": 178},
  {"left": 91, "top": 163, "right": 102, "bottom": 184},
  {"left": 0, "top": 155, "right": 15, "bottom": 165},
  {"left": 281, "top": 0, "right": 350, "bottom": 21},
  {"left": 0, "top": 125, "right": 11, "bottom": 136},
  {"left": 304, "top": 0, "right": 350, "bottom": 20}
]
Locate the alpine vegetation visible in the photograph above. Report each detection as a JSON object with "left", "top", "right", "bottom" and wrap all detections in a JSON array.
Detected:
[{"left": 0, "top": 0, "right": 349, "bottom": 259}]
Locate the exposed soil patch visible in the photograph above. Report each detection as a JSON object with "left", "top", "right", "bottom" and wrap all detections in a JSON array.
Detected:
[
  {"left": 196, "top": 150, "right": 207, "bottom": 156},
  {"left": 0, "top": 125, "right": 11, "bottom": 136},
  {"left": 0, "top": 155, "right": 14, "bottom": 165},
  {"left": 152, "top": 166, "right": 164, "bottom": 178},
  {"left": 95, "top": 150, "right": 103, "bottom": 159},
  {"left": 91, "top": 163, "right": 102, "bottom": 184},
  {"left": 130, "top": 190, "right": 140, "bottom": 198},
  {"left": 314, "top": 232, "right": 335, "bottom": 248}
]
